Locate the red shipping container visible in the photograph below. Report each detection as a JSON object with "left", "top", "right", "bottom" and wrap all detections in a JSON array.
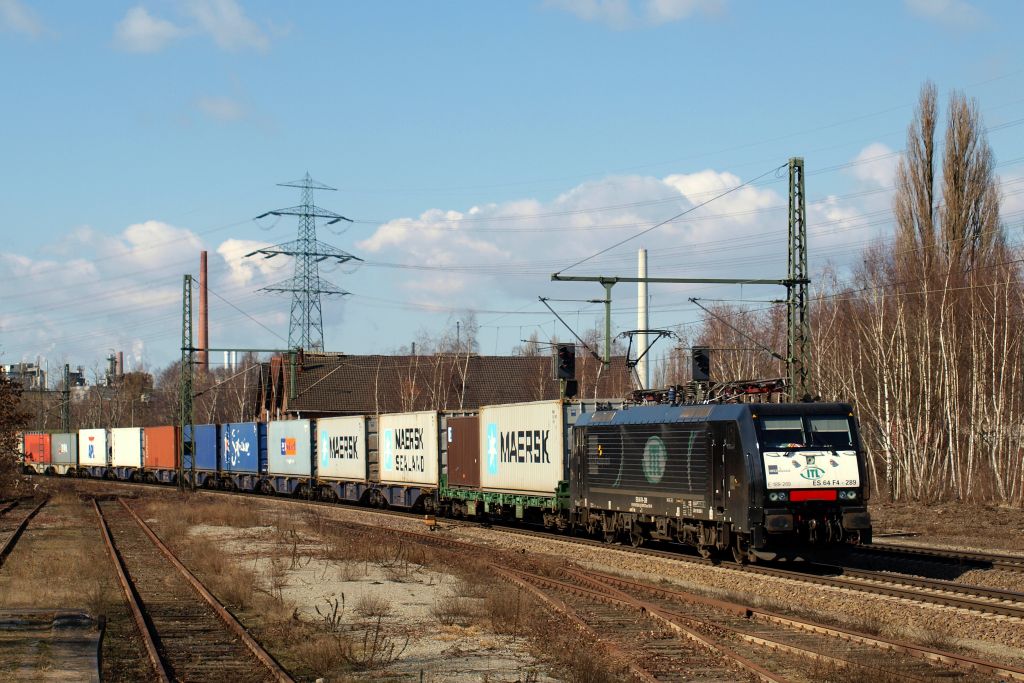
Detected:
[
  {"left": 24, "top": 433, "right": 51, "bottom": 465},
  {"left": 143, "top": 426, "right": 180, "bottom": 470}
]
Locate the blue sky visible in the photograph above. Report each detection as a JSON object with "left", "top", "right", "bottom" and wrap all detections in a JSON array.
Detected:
[{"left": 3, "top": 0, "right": 1024, "bottom": 378}]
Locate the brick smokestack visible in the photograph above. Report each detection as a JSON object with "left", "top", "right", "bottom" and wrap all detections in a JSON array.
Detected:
[
  {"left": 198, "top": 251, "right": 209, "bottom": 370},
  {"left": 116, "top": 351, "right": 124, "bottom": 375}
]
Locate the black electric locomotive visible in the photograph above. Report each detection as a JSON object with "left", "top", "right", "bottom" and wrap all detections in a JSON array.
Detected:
[{"left": 570, "top": 401, "right": 871, "bottom": 561}]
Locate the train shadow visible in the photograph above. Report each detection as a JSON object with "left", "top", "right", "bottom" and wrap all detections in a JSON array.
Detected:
[{"left": 807, "top": 546, "right": 993, "bottom": 580}]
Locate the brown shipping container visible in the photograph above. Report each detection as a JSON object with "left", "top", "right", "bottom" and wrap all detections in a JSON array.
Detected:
[
  {"left": 446, "top": 417, "right": 480, "bottom": 488},
  {"left": 144, "top": 426, "right": 180, "bottom": 470},
  {"left": 24, "top": 433, "right": 51, "bottom": 464}
]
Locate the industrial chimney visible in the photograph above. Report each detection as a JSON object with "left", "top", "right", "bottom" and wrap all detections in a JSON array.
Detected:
[
  {"left": 637, "top": 248, "right": 649, "bottom": 390},
  {"left": 198, "top": 251, "right": 209, "bottom": 370}
]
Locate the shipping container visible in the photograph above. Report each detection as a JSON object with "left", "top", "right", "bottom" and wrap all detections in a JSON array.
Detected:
[
  {"left": 111, "top": 428, "right": 144, "bottom": 469},
  {"left": 475, "top": 399, "right": 618, "bottom": 495},
  {"left": 267, "top": 419, "right": 312, "bottom": 477},
  {"left": 378, "top": 411, "right": 439, "bottom": 487},
  {"left": 220, "top": 422, "right": 267, "bottom": 475},
  {"left": 316, "top": 416, "right": 367, "bottom": 481},
  {"left": 23, "top": 433, "right": 51, "bottom": 465},
  {"left": 446, "top": 417, "right": 480, "bottom": 488},
  {"left": 77, "top": 429, "right": 109, "bottom": 468},
  {"left": 50, "top": 433, "right": 77, "bottom": 466},
  {"left": 478, "top": 400, "right": 563, "bottom": 495},
  {"left": 143, "top": 426, "right": 179, "bottom": 470},
  {"left": 185, "top": 424, "right": 218, "bottom": 471}
]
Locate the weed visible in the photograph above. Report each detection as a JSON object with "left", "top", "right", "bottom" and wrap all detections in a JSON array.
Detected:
[
  {"left": 314, "top": 595, "right": 346, "bottom": 633},
  {"left": 429, "top": 597, "right": 476, "bottom": 627},
  {"left": 354, "top": 593, "right": 392, "bottom": 619},
  {"left": 484, "top": 586, "right": 524, "bottom": 636},
  {"left": 340, "top": 615, "right": 409, "bottom": 670}
]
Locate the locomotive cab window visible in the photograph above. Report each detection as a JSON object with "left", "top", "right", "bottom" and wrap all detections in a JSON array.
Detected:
[
  {"left": 807, "top": 416, "right": 854, "bottom": 449},
  {"left": 758, "top": 415, "right": 855, "bottom": 450},
  {"left": 758, "top": 417, "right": 806, "bottom": 448}
]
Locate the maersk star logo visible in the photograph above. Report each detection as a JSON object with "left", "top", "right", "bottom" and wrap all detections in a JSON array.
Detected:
[
  {"left": 382, "top": 429, "right": 393, "bottom": 471},
  {"left": 486, "top": 423, "right": 498, "bottom": 475}
]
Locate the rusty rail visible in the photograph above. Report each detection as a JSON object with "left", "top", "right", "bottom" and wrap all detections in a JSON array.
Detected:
[
  {"left": 0, "top": 498, "right": 47, "bottom": 568},
  {"left": 93, "top": 499, "right": 169, "bottom": 683},
  {"left": 117, "top": 498, "right": 294, "bottom": 683}
]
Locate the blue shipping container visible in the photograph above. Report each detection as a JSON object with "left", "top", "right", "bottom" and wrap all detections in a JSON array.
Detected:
[
  {"left": 185, "top": 424, "right": 218, "bottom": 471},
  {"left": 220, "top": 422, "right": 267, "bottom": 474}
]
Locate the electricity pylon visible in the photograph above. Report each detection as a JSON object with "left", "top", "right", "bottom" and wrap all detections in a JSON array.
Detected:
[{"left": 245, "top": 173, "right": 362, "bottom": 351}]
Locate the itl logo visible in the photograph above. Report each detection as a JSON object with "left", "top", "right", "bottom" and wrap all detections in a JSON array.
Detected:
[{"left": 801, "top": 467, "right": 825, "bottom": 480}]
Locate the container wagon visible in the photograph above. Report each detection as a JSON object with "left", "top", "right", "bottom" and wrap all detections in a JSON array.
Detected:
[
  {"left": 110, "top": 427, "right": 144, "bottom": 481},
  {"left": 76, "top": 429, "right": 110, "bottom": 478},
  {"left": 143, "top": 426, "right": 180, "bottom": 484},
  {"left": 184, "top": 424, "right": 219, "bottom": 488},
  {"left": 265, "top": 419, "right": 312, "bottom": 495},
  {"left": 315, "top": 415, "right": 371, "bottom": 503},
  {"left": 21, "top": 433, "right": 51, "bottom": 475},
  {"left": 219, "top": 422, "right": 267, "bottom": 491},
  {"left": 50, "top": 433, "right": 77, "bottom": 476},
  {"left": 442, "top": 399, "right": 620, "bottom": 526}
]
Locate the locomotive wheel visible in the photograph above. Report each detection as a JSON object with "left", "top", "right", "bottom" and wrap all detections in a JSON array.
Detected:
[
  {"left": 698, "top": 546, "right": 713, "bottom": 559},
  {"left": 731, "top": 541, "right": 748, "bottom": 565},
  {"left": 629, "top": 527, "right": 645, "bottom": 548}
]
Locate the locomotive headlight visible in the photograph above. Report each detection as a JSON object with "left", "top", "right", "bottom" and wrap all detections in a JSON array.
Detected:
[
  {"left": 839, "top": 490, "right": 857, "bottom": 500},
  {"left": 769, "top": 492, "right": 779, "bottom": 501},
  {"left": 769, "top": 491, "right": 788, "bottom": 502}
]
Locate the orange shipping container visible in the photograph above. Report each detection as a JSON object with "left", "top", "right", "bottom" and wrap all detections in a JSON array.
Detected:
[
  {"left": 143, "top": 426, "right": 180, "bottom": 470},
  {"left": 24, "top": 433, "right": 51, "bottom": 464}
]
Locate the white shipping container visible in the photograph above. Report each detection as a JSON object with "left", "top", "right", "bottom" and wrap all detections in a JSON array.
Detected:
[
  {"left": 78, "top": 429, "right": 109, "bottom": 467},
  {"left": 111, "top": 427, "right": 144, "bottom": 468},
  {"left": 479, "top": 400, "right": 564, "bottom": 495},
  {"left": 268, "top": 419, "right": 312, "bottom": 477},
  {"left": 316, "top": 416, "right": 367, "bottom": 481},
  {"left": 378, "top": 411, "right": 439, "bottom": 486}
]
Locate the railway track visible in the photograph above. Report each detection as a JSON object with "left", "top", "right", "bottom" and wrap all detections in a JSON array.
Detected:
[
  {"left": 299, "top": 510, "right": 1024, "bottom": 681},
  {"left": 93, "top": 497, "right": 292, "bottom": 682},
  {"left": 0, "top": 498, "right": 48, "bottom": 568},
  {"left": 52, "top": 477, "right": 1024, "bottom": 619},
  {"left": 556, "top": 565, "right": 1020, "bottom": 682},
  {"left": 41, "top": 478, "right": 1024, "bottom": 680}
]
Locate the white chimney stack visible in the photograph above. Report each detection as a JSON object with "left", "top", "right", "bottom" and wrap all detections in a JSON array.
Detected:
[{"left": 637, "top": 248, "right": 649, "bottom": 390}]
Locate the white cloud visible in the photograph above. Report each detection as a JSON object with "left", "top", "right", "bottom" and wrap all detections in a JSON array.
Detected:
[
  {"left": 356, "top": 169, "right": 789, "bottom": 306},
  {"left": 185, "top": 0, "right": 268, "bottom": 51},
  {"left": 0, "top": 0, "right": 46, "bottom": 38},
  {"left": 114, "top": 6, "right": 186, "bottom": 53},
  {"left": 196, "top": 95, "right": 247, "bottom": 122},
  {"left": 905, "top": 0, "right": 984, "bottom": 28},
  {"left": 546, "top": 0, "right": 723, "bottom": 28},
  {"left": 114, "top": 0, "right": 268, "bottom": 54},
  {"left": 849, "top": 143, "right": 900, "bottom": 188}
]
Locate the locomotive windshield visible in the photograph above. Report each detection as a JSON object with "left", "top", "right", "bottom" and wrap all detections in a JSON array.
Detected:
[{"left": 758, "top": 415, "right": 854, "bottom": 450}]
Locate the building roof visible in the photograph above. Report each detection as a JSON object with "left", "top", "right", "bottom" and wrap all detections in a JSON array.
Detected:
[{"left": 258, "top": 353, "right": 636, "bottom": 418}]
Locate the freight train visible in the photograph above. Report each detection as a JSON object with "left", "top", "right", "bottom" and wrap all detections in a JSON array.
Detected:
[{"left": 18, "top": 398, "right": 871, "bottom": 561}]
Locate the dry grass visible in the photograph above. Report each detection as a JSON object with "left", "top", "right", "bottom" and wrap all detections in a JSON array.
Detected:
[
  {"left": 429, "top": 596, "right": 477, "bottom": 626},
  {"left": 354, "top": 594, "right": 392, "bottom": 619},
  {"left": 483, "top": 584, "right": 525, "bottom": 636}
]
